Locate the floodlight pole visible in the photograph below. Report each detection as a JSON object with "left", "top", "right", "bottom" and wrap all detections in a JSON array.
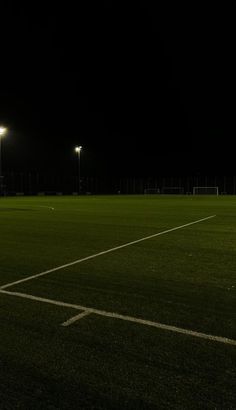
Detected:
[
  {"left": 78, "top": 150, "right": 81, "bottom": 194},
  {"left": 75, "top": 146, "right": 82, "bottom": 194},
  {"left": 0, "top": 127, "right": 7, "bottom": 196},
  {"left": 0, "top": 136, "right": 2, "bottom": 195}
]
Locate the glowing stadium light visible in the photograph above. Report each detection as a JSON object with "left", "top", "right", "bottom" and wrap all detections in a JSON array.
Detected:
[
  {"left": 75, "top": 145, "right": 82, "bottom": 153},
  {"left": 0, "top": 126, "right": 7, "bottom": 136}
]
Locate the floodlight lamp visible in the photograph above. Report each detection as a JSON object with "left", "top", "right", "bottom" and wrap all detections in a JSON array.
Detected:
[
  {"left": 0, "top": 127, "right": 7, "bottom": 136},
  {"left": 75, "top": 146, "right": 82, "bottom": 153}
]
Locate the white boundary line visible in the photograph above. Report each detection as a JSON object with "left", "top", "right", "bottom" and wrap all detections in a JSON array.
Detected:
[
  {"left": 38, "top": 206, "right": 55, "bottom": 211},
  {"left": 0, "top": 215, "right": 216, "bottom": 290},
  {"left": 0, "top": 289, "right": 235, "bottom": 346},
  {"left": 62, "top": 311, "right": 91, "bottom": 326},
  {"left": 0, "top": 205, "right": 55, "bottom": 211}
]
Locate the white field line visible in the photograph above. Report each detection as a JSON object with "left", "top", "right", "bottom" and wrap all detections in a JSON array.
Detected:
[
  {"left": 0, "top": 215, "right": 216, "bottom": 290},
  {"left": 0, "top": 289, "right": 235, "bottom": 346},
  {"left": 62, "top": 311, "right": 91, "bottom": 326},
  {"left": 0, "top": 205, "right": 55, "bottom": 211},
  {"left": 38, "top": 206, "right": 55, "bottom": 210}
]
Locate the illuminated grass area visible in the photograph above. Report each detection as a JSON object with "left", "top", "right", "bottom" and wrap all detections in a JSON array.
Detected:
[{"left": 0, "top": 195, "right": 235, "bottom": 409}]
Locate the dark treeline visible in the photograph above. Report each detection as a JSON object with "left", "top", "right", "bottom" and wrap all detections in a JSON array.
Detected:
[{"left": 1, "top": 172, "right": 236, "bottom": 195}]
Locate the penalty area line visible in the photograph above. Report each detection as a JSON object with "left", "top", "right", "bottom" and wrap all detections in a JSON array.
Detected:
[
  {"left": 62, "top": 311, "right": 91, "bottom": 326},
  {"left": 0, "top": 215, "right": 216, "bottom": 290},
  {"left": 0, "top": 288, "right": 235, "bottom": 346}
]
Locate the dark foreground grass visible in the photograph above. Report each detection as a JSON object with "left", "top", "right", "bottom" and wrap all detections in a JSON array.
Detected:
[
  {"left": 1, "top": 293, "right": 235, "bottom": 410},
  {"left": 0, "top": 195, "right": 235, "bottom": 409}
]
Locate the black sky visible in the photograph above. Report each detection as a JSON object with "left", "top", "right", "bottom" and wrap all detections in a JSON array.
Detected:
[{"left": 0, "top": 2, "right": 235, "bottom": 176}]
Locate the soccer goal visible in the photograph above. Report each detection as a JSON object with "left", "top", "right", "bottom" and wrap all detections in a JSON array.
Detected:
[
  {"left": 193, "top": 187, "right": 219, "bottom": 195},
  {"left": 144, "top": 188, "right": 160, "bottom": 194},
  {"left": 161, "top": 187, "right": 184, "bottom": 194}
]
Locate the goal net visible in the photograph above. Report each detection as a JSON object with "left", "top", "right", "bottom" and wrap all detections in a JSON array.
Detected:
[
  {"left": 161, "top": 187, "right": 184, "bottom": 194},
  {"left": 193, "top": 187, "right": 219, "bottom": 195},
  {"left": 144, "top": 188, "right": 160, "bottom": 194}
]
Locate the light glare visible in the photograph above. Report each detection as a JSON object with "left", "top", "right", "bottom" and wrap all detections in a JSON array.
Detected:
[
  {"left": 0, "top": 127, "right": 7, "bottom": 136},
  {"left": 75, "top": 146, "right": 82, "bottom": 153}
]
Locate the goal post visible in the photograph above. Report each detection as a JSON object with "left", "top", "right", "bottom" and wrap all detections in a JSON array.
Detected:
[
  {"left": 193, "top": 187, "right": 219, "bottom": 195},
  {"left": 144, "top": 188, "right": 160, "bottom": 194}
]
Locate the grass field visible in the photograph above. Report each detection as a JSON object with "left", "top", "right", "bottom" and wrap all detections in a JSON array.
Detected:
[{"left": 0, "top": 194, "right": 235, "bottom": 409}]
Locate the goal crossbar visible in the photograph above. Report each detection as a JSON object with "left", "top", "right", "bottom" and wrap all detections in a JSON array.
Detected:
[
  {"left": 193, "top": 187, "right": 219, "bottom": 195},
  {"left": 144, "top": 188, "right": 160, "bottom": 194}
]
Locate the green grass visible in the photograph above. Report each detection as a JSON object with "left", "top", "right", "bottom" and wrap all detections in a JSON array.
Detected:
[{"left": 0, "top": 195, "right": 235, "bottom": 409}]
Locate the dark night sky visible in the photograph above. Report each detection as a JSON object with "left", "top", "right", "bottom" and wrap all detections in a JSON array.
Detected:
[{"left": 0, "top": 2, "right": 235, "bottom": 177}]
